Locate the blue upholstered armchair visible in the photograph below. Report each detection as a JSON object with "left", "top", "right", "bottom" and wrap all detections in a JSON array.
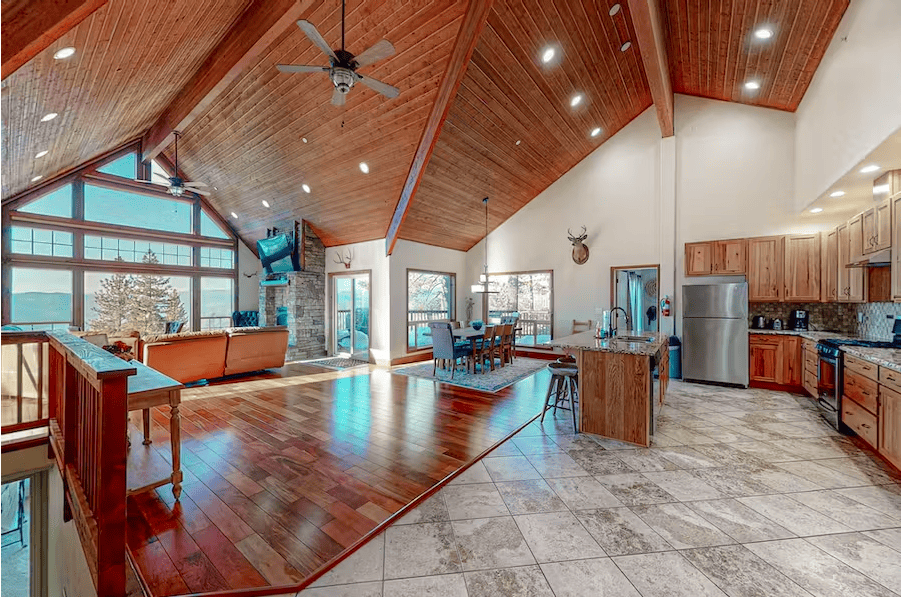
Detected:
[
  {"left": 428, "top": 322, "right": 470, "bottom": 379},
  {"left": 232, "top": 310, "right": 260, "bottom": 327}
]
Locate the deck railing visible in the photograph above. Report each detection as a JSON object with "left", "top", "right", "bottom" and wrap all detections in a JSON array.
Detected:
[
  {"left": 2, "top": 332, "right": 50, "bottom": 431},
  {"left": 44, "top": 331, "right": 135, "bottom": 597},
  {"left": 407, "top": 309, "right": 453, "bottom": 349}
]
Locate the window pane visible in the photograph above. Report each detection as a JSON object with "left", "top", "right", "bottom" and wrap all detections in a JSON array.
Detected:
[
  {"left": 85, "top": 271, "right": 190, "bottom": 335},
  {"left": 83, "top": 235, "right": 190, "bottom": 266},
  {"left": 200, "top": 210, "right": 229, "bottom": 239},
  {"left": 10, "top": 268, "right": 72, "bottom": 326},
  {"left": 488, "top": 271, "right": 553, "bottom": 347},
  {"left": 84, "top": 184, "right": 192, "bottom": 233},
  {"left": 200, "top": 246, "right": 234, "bottom": 269},
  {"left": 10, "top": 226, "right": 73, "bottom": 258},
  {"left": 407, "top": 271, "right": 454, "bottom": 349},
  {"left": 18, "top": 184, "right": 72, "bottom": 218},
  {"left": 97, "top": 152, "right": 137, "bottom": 178},
  {"left": 200, "top": 277, "right": 233, "bottom": 330}
]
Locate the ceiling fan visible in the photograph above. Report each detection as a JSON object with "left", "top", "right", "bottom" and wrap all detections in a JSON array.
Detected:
[
  {"left": 137, "top": 131, "right": 210, "bottom": 197},
  {"left": 277, "top": 0, "right": 399, "bottom": 106}
]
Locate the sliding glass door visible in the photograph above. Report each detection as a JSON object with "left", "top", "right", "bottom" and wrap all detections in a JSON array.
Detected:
[{"left": 332, "top": 272, "right": 370, "bottom": 359}]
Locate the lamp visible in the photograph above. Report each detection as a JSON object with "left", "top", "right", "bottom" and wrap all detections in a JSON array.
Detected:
[{"left": 471, "top": 197, "right": 497, "bottom": 294}]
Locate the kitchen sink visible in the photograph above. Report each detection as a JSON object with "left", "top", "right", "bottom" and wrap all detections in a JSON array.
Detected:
[{"left": 612, "top": 335, "right": 654, "bottom": 343}]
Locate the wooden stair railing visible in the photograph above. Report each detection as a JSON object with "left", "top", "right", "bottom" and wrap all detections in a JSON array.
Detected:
[
  {"left": 1, "top": 331, "right": 50, "bottom": 432},
  {"left": 46, "top": 331, "right": 136, "bottom": 597}
]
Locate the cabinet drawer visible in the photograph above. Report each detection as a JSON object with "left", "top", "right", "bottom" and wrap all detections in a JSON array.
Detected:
[
  {"left": 879, "top": 366, "right": 901, "bottom": 394},
  {"left": 843, "top": 397, "right": 877, "bottom": 447},
  {"left": 805, "top": 352, "right": 817, "bottom": 372},
  {"left": 804, "top": 370, "right": 817, "bottom": 396},
  {"left": 845, "top": 354, "right": 878, "bottom": 382},
  {"left": 843, "top": 369, "right": 878, "bottom": 413},
  {"left": 749, "top": 335, "right": 781, "bottom": 347}
]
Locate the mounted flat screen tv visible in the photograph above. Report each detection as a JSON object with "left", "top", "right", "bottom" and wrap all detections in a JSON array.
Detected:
[{"left": 257, "top": 228, "right": 301, "bottom": 274}]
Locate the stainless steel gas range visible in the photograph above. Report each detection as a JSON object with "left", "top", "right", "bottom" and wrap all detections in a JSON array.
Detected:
[{"left": 816, "top": 338, "right": 897, "bottom": 429}]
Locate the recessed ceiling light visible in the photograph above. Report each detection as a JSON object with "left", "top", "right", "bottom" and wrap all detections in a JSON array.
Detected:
[
  {"left": 35, "top": 150, "right": 48, "bottom": 158},
  {"left": 231, "top": 212, "right": 238, "bottom": 219},
  {"left": 302, "top": 137, "right": 308, "bottom": 143},
  {"left": 830, "top": 190, "right": 845, "bottom": 198},
  {"left": 31, "top": 175, "right": 42, "bottom": 182},
  {"left": 541, "top": 47, "right": 556, "bottom": 64},
  {"left": 754, "top": 27, "right": 774, "bottom": 39},
  {"left": 570, "top": 93, "right": 583, "bottom": 107},
  {"left": 213, "top": 186, "right": 219, "bottom": 191},
  {"left": 302, "top": 183, "right": 311, "bottom": 193},
  {"left": 41, "top": 112, "right": 58, "bottom": 122},
  {"left": 515, "top": 139, "right": 522, "bottom": 146},
  {"left": 262, "top": 200, "right": 270, "bottom": 208},
  {"left": 590, "top": 127, "right": 602, "bottom": 137},
  {"left": 874, "top": 184, "right": 890, "bottom": 194},
  {"left": 359, "top": 162, "right": 370, "bottom": 174},
  {"left": 53, "top": 47, "right": 76, "bottom": 60},
  {"left": 860, "top": 164, "right": 880, "bottom": 173},
  {"left": 620, "top": 41, "right": 632, "bottom": 52},
  {"left": 744, "top": 80, "right": 760, "bottom": 90},
  {"left": 810, "top": 207, "right": 823, "bottom": 214},
  {"left": 609, "top": 4, "right": 621, "bottom": 16}
]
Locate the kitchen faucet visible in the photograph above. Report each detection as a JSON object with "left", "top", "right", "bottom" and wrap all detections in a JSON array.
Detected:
[{"left": 610, "top": 307, "right": 631, "bottom": 335}]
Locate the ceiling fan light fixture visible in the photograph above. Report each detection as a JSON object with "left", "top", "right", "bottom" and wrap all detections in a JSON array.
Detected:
[
  {"left": 609, "top": 4, "right": 621, "bottom": 16},
  {"left": 262, "top": 200, "right": 270, "bottom": 208},
  {"left": 302, "top": 183, "right": 311, "bottom": 193},
  {"left": 53, "top": 47, "right": 75, "bottom": 60},
  {"left": 570, "top": 93, "right": 583, "bottom": 108},
  {"left": 41, "top": 112, "right": 58, "bottom": 122},
  {"left": 620, "top": 41, "right": 632, "bottom": 52},
  {"left": 359, "top": 162, "right": 370, "bottom": 174},
  {"left": 35, "top": 150, "right": 48, "bottom": 158}
]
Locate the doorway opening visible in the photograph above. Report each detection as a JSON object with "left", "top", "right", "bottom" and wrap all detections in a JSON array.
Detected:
[
  {"left": 611, "top": 265, "right": 660, "bottom": 333},
  {"left": 330, "top": 271, "right": 371, "bottom": 360}
]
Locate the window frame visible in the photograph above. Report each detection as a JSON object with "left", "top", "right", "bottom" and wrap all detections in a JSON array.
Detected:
[
  {"left": 485, "top": 269, "right": 555, "bottom": 350},
  {"left": 2, "top": 145, "right": 238, "bottom": 334},
  {"left": 406, "top": 268, "right": 457, "bottom": 353}
]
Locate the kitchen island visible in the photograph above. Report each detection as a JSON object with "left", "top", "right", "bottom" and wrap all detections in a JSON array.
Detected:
[{"left": 548, "top": 331, "right": 669, "bottom": 447}]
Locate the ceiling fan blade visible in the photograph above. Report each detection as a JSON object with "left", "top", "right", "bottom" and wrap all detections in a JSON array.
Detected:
[
  {"left": 135, "top": 178, "right": 168, "bottom": 187},
  {"left": 331, "top": 88, "right": 346, "bottom": 106},
  {"left": 277, "top": 64, "right": 330, "bottom": 74},
  {"left": 296, "top": 20, "right": 337, "bottom": 62},
  {"left": 356, "top": 74, "right": 399, "bottom": 99},
  {"left": 190, "top": 188, "right": 211, "bottom": 197},
  {"left": 353, "top": 39, "right": 395, "bottom": 68},
  {"left": 152, "top": 171, "right": 170, "bottom": 181},
  {"left": 183, "top": 181, "right": 208, "bottom": 187}
]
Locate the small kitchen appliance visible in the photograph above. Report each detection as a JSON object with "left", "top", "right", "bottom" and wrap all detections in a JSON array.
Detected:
[
  {"left": 789, "top": 310, "right": 809, "bottom": 331},
  {"left": 751, "top": 315, "right": 766, "bottom": 329},
  {"left": 772, "top": 318, "right": 783, "bottom": 330}
]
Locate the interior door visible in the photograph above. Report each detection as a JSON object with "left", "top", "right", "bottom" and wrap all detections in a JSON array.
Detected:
[{"left": 332, "top": 273, "right": 370, "bottom": 359}]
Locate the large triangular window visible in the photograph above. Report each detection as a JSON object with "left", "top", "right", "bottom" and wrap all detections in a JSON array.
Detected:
[
  {"left": 19, "top": 185, "right": 72, "bottom": 218},
  {"left": 200, "top": 209, "right": 229, "bottom": 239},
  {"left": 97, "top": 152, "right": 137, "bottom": 178}
]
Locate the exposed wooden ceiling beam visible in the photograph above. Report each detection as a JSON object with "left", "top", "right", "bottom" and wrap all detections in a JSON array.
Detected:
[
  {"left": 140, "top": 0, "right": 314, "bottom": 162},
  {"left": 1, "top": 0, "right": 109, "bottom": 80},
  {"left": 627, "top": 0, "right": 673, "bottom": 137},
  {"left": 384, "top": 0, "right": 494, "bottom": 256}
]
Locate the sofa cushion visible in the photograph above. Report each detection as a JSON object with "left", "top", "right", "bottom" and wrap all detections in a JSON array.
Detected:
[
  {"left": 142, "top": 329, "right": 227, "bottom": 344},
  {"left": 224, "top": 326, "right": 288, "bottom": 376},
  {"left": 142, "top": 330, "right": 228, "bottom": 383}
]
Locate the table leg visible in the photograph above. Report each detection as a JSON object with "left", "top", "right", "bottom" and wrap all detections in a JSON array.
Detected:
[
  {"left": 142, "top": 409, "right": 152, "bottom": 445},
  {"left": 169, "top": 390, "right": 183, "bottom": 500}
]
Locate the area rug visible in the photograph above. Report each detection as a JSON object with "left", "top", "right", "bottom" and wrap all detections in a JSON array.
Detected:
[
  {"left": 394, "top": 357, "right": 548, "bottom": 393},
  {"left": 305, "top": 358, "right": 370, "bottom": 370}
]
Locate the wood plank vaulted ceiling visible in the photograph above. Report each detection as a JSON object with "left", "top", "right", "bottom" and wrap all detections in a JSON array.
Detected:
[{"left": 2, "top": 0, "right": 849, "bottom": 251}]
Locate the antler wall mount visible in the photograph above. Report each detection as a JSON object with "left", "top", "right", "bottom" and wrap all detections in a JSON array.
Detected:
[
  {"left": 567, "top": 226, "right": 590, "bottom": 265},
  {"left": 333, "top": 249, "right": 353, "bottom": 269}
]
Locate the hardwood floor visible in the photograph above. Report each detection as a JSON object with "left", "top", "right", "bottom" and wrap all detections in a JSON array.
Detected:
[{"left": 125, "top": 362, "right": 552, "bottom": 596}]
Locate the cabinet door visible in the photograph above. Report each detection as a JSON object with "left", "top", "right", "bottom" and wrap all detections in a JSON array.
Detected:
[
  {"left": 784, "top": 234, "right": 820, "bottom": 302},
  {"left": 838, "top": 223, "right": 866, "bottom": 302},
  {"left": 749, "top": 336, "right": 782, "bottom": 383},
  {"left": 874, "top": 198, "right": 892, "bottom": 252},
  {"left": 849, "top": 214, "right": 865, "bottom": 264},
  {"left": 685, "top": 242, "right": 713, "bottom": 276},
  {"left": 879, "top": 384, "right": 901, "bottom": 471},
  {"left": 748, "top": 236, "right": 784, "bottom": 302},
  {"left": 893, "top": 195, "right": 901, "bottom": 300},
  {"left": 822, "top": 229, "right": 838, "bottom": 302},
  {"left": 782, "top": 336, "right": 802, "bottom": 387},
  {"left": 862, "top": 208, "right": 877, "bottom": 255},
  {"left": 714, "top": 239, "right": 746, "bottom": 274}
]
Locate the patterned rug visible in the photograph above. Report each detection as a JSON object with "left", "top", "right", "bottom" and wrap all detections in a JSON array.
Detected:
[
  {"left": 394, "top": 357, "right": 549, "bottom": 393},
  {"left": 305, "top": 358, "right": 370, "bottom": 370}
]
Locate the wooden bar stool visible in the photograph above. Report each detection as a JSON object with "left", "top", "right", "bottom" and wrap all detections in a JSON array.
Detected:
[{"left": 541, "top": 362, "right": 579, "bottom": 432}]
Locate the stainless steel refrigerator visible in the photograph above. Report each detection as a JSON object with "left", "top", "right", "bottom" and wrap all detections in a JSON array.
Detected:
[{"left": 682, "top": 283, "right": 749, "bottom": 387}]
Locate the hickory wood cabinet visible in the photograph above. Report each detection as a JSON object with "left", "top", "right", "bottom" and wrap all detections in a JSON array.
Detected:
[
  {"left": 893, "top": 193, "right": 901, "bottom": 300},
  {"left": 749, "top": 333, "right": 801, "bottom": 388},
  {"left": 747, "top": 236, "right": 783, "bottom": 301},
  {"left": 784, "top": 234, "right": 821, "bottom": 302},
  {"left": 822, "top": 228, "right": 838, "bottom": 302},
  {"left": 836, "top": 223, "right": 867, "bottom": 302},
  {"left": 862, "top": 198, "right": 892, "bottom": 255},
  {"left": 842, "top": 354, "right": 901, "bottom": 471},
  {"left": 685, "top": 239, "right": 746, "bottom": 275}
]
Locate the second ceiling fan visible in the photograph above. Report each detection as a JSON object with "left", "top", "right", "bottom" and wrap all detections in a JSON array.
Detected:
[{"left": 277, "top": 0, "right": 399, "bottom": 106}]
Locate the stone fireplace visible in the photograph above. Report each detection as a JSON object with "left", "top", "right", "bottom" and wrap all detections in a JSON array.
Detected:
[{"left": 259, "top": 221, "right": 326, "bottom": 361}]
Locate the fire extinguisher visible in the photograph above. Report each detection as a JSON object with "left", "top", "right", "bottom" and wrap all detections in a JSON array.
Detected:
[{"left": 660, "top": 295, "right": 671, "bottom": 317}]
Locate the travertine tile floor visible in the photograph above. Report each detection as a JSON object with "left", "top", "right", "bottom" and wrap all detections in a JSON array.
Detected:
[{"left": 291, "top": 380, "right": 901, "bottom": 597}]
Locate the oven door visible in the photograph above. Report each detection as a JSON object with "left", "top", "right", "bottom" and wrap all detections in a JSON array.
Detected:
[{"left": 817, "top": 352, "right": 840, "bottom": 428}]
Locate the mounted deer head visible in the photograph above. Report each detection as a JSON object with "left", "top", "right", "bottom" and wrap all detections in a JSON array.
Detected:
[
  {"left": 333, "top": 249, "right": 353, "bottom": 269},
  {"left": 567, "top": 226, "right": 589, "bottom": 265}
]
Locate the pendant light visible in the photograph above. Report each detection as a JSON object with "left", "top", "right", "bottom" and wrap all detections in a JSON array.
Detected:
[{"left": 471, "top": 197, "right": 497, "bottom": 294}]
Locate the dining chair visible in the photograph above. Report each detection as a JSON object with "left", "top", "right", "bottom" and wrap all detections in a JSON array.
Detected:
[
  {"left": 572, "top": 319, "right": 593, "bottom": 334},
  {"left": 474, "top": 325, "right": 500, "bottom": 373},
  {"left": 498, "top": 324, "right": 515, "bottom": 366},
  {"left": 428, "top": 322, "right": 469, "bottom": 379}
]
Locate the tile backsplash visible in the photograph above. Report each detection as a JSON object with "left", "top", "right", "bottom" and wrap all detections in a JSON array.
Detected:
[
  {"left": 857, "top": 302, "right": 901, "bottom": 340},
  {"left": 749, "top": 303, "right": 857, "bottom": 333}
]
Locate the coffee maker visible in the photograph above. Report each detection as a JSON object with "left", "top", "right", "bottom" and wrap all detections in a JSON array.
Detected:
[{"left": 789, "top": 309, "right": 809, "bottom": 331}]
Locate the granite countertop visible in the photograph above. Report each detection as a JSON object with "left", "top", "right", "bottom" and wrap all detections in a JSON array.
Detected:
[
  {"left": 749, "top": 329, "right": 862, "bottom": 342},
  {"left": 547, "top": 331, "right": 667, "bottom": 356}
]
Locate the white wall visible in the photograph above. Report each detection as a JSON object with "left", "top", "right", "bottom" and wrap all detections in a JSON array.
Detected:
[
  {"left": 48, "top": 466, "right": 96, "bottom": 597},
  {"left": 794, "top": 0, "right": 901, "bottom": 210},
  {"left": 324, "top": 239, "right": 391, "bottom": 365},
  {"left": 236, "top": 241, "right": 262, "bottom": 311}
]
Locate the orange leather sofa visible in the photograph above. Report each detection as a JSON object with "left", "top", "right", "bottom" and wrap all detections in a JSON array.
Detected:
[{"left": 141, "top": 326, "right": 288, "bottom": 383}]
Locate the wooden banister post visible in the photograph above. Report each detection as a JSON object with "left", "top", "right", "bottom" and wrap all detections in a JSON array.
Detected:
[{"left": 95, "top": 375, "right": 127, "bottom": 597}]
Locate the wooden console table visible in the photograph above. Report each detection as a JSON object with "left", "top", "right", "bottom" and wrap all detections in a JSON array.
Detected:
[{"left": 126, "top": 360, "right": 183, "bottom": 499}]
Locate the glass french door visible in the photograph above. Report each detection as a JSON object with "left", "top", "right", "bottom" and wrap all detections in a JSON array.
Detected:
[{"left": 332, "top": 273, "right": 370, "bottom": 359}]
